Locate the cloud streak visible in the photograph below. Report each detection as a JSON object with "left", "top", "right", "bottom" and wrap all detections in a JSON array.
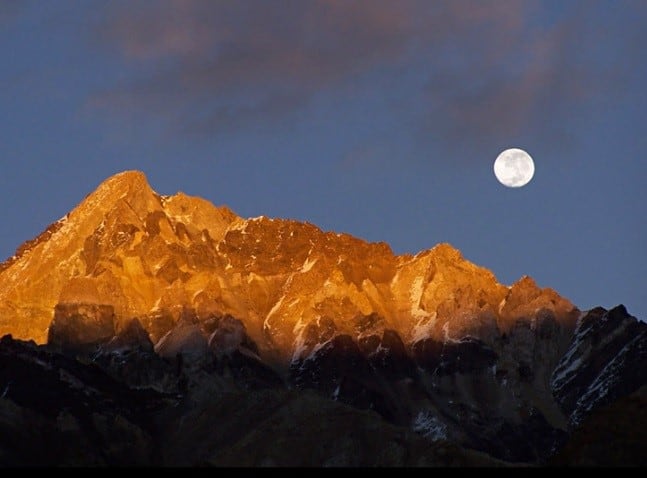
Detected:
[
  {"left": 92, "top": 0, "right": 420, "bottom": 130},
  {"left": 89, "top": 0, "right": 644, "bottom": 156}
]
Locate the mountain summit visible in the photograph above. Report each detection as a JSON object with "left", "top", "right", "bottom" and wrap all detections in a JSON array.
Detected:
[
  {"left": 0, "top": 170, "right": 576, "bottom": 355},
  {"left": 1, "top": 170, "right": 644, "bottom": 465}
]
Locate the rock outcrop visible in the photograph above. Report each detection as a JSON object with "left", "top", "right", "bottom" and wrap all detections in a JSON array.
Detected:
[{"left": 551, "top": 305, "right": 647, "bottom": 426}]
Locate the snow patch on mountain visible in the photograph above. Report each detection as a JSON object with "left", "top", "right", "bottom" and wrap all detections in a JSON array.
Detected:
[
  {"left": 410, "top": 312, "right": 437, "bottom": 343},
  {"left": 442, "top": 321, "right": 461, "bottom": 344},
  {"left": 551, "top": 356, "right": 582, "bottom": 391},
  {"left": 301, "top": 256, "right": 317, "bottom": 273},
  {"left": 571, "top": 332, "right": 645, "bottom": 425},
  {"left": 551, "top": 313, "right": 590, "bottom": 392},
  {"left": 291, "top": 320, "right": 308, "bottom": 363},
  {"left": 409, "top": 276, "right": 426, "bottom": 320},
  {"left": 266, "top": 295, "right": 285, "bottom": 323},
  {"left": 412, "top": 411, "right": 447, "bottom": 441},
  {"left": 409, "top": 276, "right": 437, "bottom": 342}
]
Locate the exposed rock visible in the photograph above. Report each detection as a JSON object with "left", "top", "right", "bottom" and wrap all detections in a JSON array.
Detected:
[
  {"left": 47, "top": 303, "right": 115, "bottom": 355},
  {"left": 366, "top": 329, "right": 418, "bottom": 381},
  {"left": 91, "top": 318, "right": 178, "bottom": 392},
  {"left": 203, "top": 391, "right": 507, "bottom": 467},
  {"left": 434, "top": 337, "right": 498, "bottom": 376},
  {"left": 551, "top": 305, "right": 647, "bottom": 425},
  {"left": 291, "top": 334, "right": 374, "bottom": 395},
  {"left": 208, "top": 315, "right": 258, "bottom": 358},
  {"left": 0, "top": 335, "right": 164, "bottom": 465},
  {"left": 101, "top": 318, "right": 154, "bottom": 354},
  {"left": 0, "top": 334, "right": 506, "bottom": 467},
  {"left": 411, "top": 337, "right": 445, "bottom": 372},
  {"left": 154, "top": 323, "right": 209, "bottom": 361},
  {"left": 551, "top": 385, "right": 647, "bottom": 466}
]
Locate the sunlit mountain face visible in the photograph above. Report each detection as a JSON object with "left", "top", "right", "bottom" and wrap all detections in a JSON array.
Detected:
[{"left": 0, "top": 171, "right": 644, "bottom": 466}]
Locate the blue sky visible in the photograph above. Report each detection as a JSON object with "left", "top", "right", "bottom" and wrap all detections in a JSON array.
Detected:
[{"left": 1, "top": 0, "right": 645, "bottom": 319}]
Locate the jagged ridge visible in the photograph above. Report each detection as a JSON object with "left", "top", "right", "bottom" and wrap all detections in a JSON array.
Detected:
[{"left": 0, "top": 170, "right": 577, "bottom": 358}]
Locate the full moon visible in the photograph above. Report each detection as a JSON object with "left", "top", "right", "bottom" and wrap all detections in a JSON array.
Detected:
[{"left": 493, "top": 148, "right": 535, "bottom": 188}]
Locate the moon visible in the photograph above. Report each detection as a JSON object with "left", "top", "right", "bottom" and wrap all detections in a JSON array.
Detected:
[{"left": 493, "top": 148, "right": 535, "bottom": 188}]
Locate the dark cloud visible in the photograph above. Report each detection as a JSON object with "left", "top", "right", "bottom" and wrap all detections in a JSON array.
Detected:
[{"left": 89, "top": 0, "right": 643, "bottom": 154}]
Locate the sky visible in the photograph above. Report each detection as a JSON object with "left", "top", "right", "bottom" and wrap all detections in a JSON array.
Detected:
[{"left": 1, "top": 0, "right": 645, "bottom": 319}]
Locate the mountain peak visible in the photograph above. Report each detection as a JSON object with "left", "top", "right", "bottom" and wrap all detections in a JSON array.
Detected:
[
  {"left": 85, "top": 170, "right": 155, "bottom": 211},
  {"left": 426, "top": 242, "right": 463, "bottom": 261},
  {"left": 101, "top": 169, "right": 150, "bottom": 188},
  {"left": 80, "top": 169, "right": 159, "bottom": 219},
  {"left": 0, "top": 170, "right": 238, "bottom": 342},
  {"left": 513, "top": 275, "right": 537, "bottom": 288},
  {"left": 0, "top": 172, "right": 578, "bottom": 358}
]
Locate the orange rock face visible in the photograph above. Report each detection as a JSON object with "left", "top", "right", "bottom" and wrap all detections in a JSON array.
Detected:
[{"left": 0, "top": 171, "right": 579, "bottom": 361}]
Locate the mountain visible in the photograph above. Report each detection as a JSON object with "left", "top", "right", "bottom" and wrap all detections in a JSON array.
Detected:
[
  {"left": 550, "top": 385, "right": 647, "bottom": 467},
  {"left": 0, "top": 170, "right": 644, "bottom": 466}
]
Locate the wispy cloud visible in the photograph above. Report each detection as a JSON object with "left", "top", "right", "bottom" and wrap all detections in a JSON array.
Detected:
[
  {"left": 420, "top": 4, "right": 591, "bottom": 149},
  {"left": 92, "top": 0, "right": 420, "bottom": 130},
  {"left": 89, "top": 0, "right": 644, "bottom": 154}
]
